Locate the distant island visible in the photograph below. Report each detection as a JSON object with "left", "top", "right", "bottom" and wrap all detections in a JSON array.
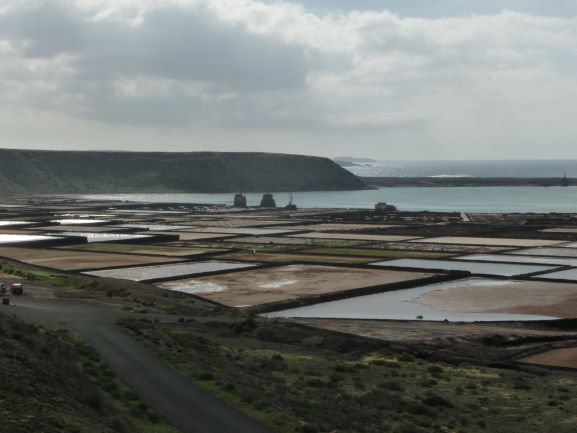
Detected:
[
  {"left": 334, "top": 156, "right": 377, "bottom": 168},
  {"left": 0, "top": 149, "right": 369, "bottom": 194}
]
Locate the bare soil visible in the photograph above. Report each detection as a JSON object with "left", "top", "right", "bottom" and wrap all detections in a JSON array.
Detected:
[
  {"left": 521, "top": 347, "right": 577, "bottom": 368},
  {"left": 294, "top": 318, "right": 577, "bottom": 342},
  {"left": 413, "top": 236, "right": 563, "bottom": 247},
  {"left": 288, "top": 232, "right": 419, "bottom": 242},
  {"left": 0, "top": 247, "right": 182, "bottom": 271},
  {"left": 164, "top": 265, "right": 432, "bottom": 307},
  {"left": 415, "top": 279, "right": 577, "bottom": 318},
  {"left": 219, "top": 251, "right": 374, "bottom": 264}
]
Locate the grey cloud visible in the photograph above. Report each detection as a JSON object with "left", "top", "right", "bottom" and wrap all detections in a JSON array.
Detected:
[
  {"left": 0, "top": 1, "right": 309, "bottom": 90},
  {"left": 1, "top": 0, "right": 577, "bottom": 160}
]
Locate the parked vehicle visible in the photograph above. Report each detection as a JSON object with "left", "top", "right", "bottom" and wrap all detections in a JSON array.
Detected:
[{"left": 10, "top": 283, "right": 23, "bottom": 295}]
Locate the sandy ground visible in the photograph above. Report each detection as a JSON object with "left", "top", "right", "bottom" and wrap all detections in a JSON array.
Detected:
[
  {"left": 27, "top": 225, "right": 128, "bottom": 233},
  {"left": 412, "top": 237, "right": 562, "bottom": 247},
  {"left": 275, "top": 223, "right": 402, "bottom": 232},
  {"left": 0, "top": 247, "right": 182, "bottom": 271},
  {"left": 414, "top": 279, "right": 577, "bottom": 318},
  {"left": 179, "top": 219, "right": 294, "bottom": 228},
  {"left": 294, "top": 319, "right": 577, "bottom": 342},
  {"left": 223, "top": 236, "right": 367, "bottom": 246},
  {"left": 59, "top": 243, "right": 226, "bottom": 257},
  {"left": 289, "top": 232, "right": 419, "bottom": 242},
  {"left": 521, "top": 347, "right": 577, "bottom": 368},
  {"left": 509, "top": 247, "right": 577, "bottom": 258},
  {"left": 164, "top": 265, "right": 432, "bottom": 307},
  {"left": 219, "top": 252, "right": 374, "bottom": 264},
  {"left": 184, "top": 227, "right": 297, "bottom": 235},
  {"left": 0, "top": 229, "right": 43, "bottom": 235},
  {"left": 542, "top": 228, "right": 577, "bottom": 234},
  {"left": 0, "top": 272, "right": 56, "bottom": 298},
  {"left": 362, "top": 241, "right": 513, "bottom": 254}
]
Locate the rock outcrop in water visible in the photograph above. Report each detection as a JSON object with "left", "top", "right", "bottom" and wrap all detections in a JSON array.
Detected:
[
  {"left": 0, "top": 149, "right": 369, "bottom": 194},
  {"left": 259, "top": 193, "right": 277, "bottom": 208}
]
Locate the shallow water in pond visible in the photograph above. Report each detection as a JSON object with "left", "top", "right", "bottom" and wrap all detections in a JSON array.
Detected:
[
  {"left": 0, "top": 234, "right": 60, "bottom": 244},
  {"left": 371, "top": 258, "right": 558, "bottom": 276},
  {"left": 45, "top": 232, "right": 153, "bottom": 243},
  {"left": 265, "top": 278, "right": 557, "bottom": 322},
  {"left": 84, "top": 261, "right": 259, "bottom": 281},
  {"left": 0, "top": 221, "right": 34, "bottom": 226},
  {"left": 458, "top": 254, "right": 577, "bottom": 267}
]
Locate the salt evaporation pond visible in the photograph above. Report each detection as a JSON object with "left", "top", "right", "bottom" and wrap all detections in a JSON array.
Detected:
[
  {"left": 45, "top": 232, "right": 153, "bottom": 243},
  {"left": 536, "top": 269, "right": 577, "bottom": 282},
  {"left": 158, "top": 280, "right": 226, "bottom": 294},
  {"left": 458, "top": 254, "right": 577, "bottom": 267},
  {"left": 84, "top": 261, "right": 258, "bottom": 281},
  {"left": 265, "top": 278, "right": 557, "bottom": 322},
  {"left": 509, "top": 247, "right": 577, "bottom": 258},
  {"left": 371, "top": 259, "right": 558, "bottom": 277},
  {"left": 51, "top": 219, "right": 110, "bottom": 225},
  {"left": 0, "top": 221, "right": 35, "bottom": 227},
  {"left": 194, "top": 227, "right": 298, "bottom": 236},
  {"left": 0, "top": 234, "right": 61, "bottom": 244},
  {"left": 113, "top": 224, "right": 197, "bottom": 231}
]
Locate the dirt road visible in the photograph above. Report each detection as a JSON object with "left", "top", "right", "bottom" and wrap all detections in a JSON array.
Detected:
[{"left": 6, "top": 298, "right": 274, "bottom": 433}]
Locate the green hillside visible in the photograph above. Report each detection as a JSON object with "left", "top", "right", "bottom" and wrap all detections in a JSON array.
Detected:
[
  {"left": 0, "top": 149, "right": 368, "bottom": 194},
  {"left": 0, "top": 313, "right": 177, "bottom": 433}
]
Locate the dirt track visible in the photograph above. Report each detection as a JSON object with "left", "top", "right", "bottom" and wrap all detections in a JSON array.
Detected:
[{"left": 5, "top": 297, "right": 274, "bottom": 433}]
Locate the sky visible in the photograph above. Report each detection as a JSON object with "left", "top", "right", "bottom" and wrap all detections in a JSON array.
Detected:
[{"left": 1, "top": 1, "right": 577, "bottom": 160}]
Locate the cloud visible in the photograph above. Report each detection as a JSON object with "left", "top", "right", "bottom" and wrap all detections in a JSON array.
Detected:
[{"left": 0, "top": 0, "right": 576, "bottom": 158}]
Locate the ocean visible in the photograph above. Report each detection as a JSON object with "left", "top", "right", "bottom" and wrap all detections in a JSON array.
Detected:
[
  {"left": 79, "top": 160, "right": 577, "bottom": 213},
  {"left": 345, "top": 159, "right": 577, "bottom": 178},
  {"left": 81, "top": 186, "right": 577, "bottom": 213}
]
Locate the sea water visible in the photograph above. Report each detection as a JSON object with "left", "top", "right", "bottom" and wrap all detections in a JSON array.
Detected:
[{"left": 80, "top": 186, "right": 577, "bottom": 213}]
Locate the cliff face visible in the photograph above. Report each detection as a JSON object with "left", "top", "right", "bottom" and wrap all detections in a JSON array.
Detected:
[{"left": 0, "top": 149, "right": 369, "bottom": 194}]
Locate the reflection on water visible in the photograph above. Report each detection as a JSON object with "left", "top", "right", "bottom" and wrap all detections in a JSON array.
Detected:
[{"left": 265, "top": 278, "right": 557, "bottom": 322}]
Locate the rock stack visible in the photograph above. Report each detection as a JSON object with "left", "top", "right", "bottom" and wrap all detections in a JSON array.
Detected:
[
  {"left": 260, "top": 193, "right": 277, "bottom": 208},
  {"left": 233, "top": 193, "right": 247, "bottom": 208}
]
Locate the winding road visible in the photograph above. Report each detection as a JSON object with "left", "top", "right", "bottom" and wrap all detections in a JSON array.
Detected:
[{"left": 7, "top": 297, "right": 275, "bottom": 433}]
